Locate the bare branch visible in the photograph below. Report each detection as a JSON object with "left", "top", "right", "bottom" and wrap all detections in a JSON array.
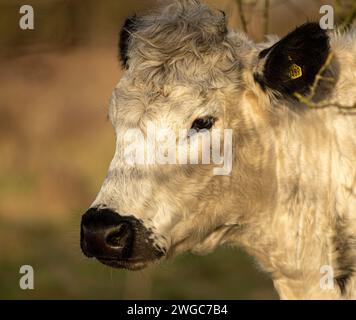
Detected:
[
  {"left": 236, "top": 0, "right": 248, "bottom": 33},
  {"left": 293, "top": 94, "right": 356, "bottom": 110},
  {"left": 334, "top": 0, "right": 356, "bottom": 29},
  {"left": 304, "top": 52, "right": 334, "bottom": 101},
  {"left": 263, "top": 0, "right": 270, "bottom": 35},
  {"left": 342, "top": 2, "right": 356, "bottom": 29},
  {"left": 294, "top": 52, "right": 356, "bottom": 111},
  {"left": 333, "top": 0, "right": 343, "bottom": 17}
]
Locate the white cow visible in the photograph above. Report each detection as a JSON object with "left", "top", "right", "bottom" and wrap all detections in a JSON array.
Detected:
[{"left": 80, "top": 0, "right": 356, "bottom": 299}]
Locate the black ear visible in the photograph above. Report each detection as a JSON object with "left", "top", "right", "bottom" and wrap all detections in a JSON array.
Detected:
[
  {"left": 119, "top": 15, "right": 139, "bottom": 68},
  {"left": 254, "top": 23, "right": 330, "bottom": 97}
]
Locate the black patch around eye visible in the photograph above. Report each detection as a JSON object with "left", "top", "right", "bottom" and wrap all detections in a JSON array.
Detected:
[
  {"left": 119, "top": 15, "right": 139, "bottom": 68},
  {"left": 191, "top": 117, "right": 216, "bottom": 131}
]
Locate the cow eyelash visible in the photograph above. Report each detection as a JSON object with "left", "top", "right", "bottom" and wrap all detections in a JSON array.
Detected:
[{"left": 190, "top": 117, "right": 216, "bottom": 132}]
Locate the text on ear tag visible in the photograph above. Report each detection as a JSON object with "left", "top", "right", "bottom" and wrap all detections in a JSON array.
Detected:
[{"left": 288, "top": 63, "right": 303, "bottom": 80}]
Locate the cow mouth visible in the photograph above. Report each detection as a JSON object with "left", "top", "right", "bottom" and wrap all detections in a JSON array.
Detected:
[{"left": 97, "top": 258, "right": 151, "bottom": 271}]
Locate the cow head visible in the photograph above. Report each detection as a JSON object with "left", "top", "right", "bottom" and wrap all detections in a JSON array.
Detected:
[{"left": 80, "top": 0, "right": 330, "bottom": 270}]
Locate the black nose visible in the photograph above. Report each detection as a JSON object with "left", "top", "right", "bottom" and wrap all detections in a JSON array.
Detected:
[{"left": 80, "top": 208, "right": 134, "bottom": 259}]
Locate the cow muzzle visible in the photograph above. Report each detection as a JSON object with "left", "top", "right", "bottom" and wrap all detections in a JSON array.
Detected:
[{"left": 80, "top": 207, "right": 164, "bottom": 270}]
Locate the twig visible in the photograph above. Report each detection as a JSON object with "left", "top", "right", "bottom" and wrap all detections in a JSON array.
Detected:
[
  {"left": 236, "top": 0, "right": 248, "bottom": 33},
  {"left": 305, "top": 52, "right": 334, "bottom": 101},
  {"left": 294, "top": 52, "right": 356, "bottom": 110},
  {"left": 342, "top": 2, "right": 356, "bottom": 29},
  {"left": 263, "top": 0, "right": 270, "bottom": 35},
  {"left": 333, "top": 0, "right": 343, "bottom": 18},
  {"left": 334, "top": 0, "right": 356, "bottom": 29},
  {"left": 293, "top": 94, "right": 356, "bottom": 110}
]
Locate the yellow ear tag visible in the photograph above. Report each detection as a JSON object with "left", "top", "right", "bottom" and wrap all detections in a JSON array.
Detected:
[{"left": 288, "top": 63, "right": 303, "bottom": 80}]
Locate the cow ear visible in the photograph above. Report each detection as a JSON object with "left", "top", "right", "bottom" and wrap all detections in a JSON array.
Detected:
[
  {"left": 254, "top": 23, "right": 330, "bottom": 97},
  {"left": 119, "top": 15, "right": 140, "bottom": 69}
]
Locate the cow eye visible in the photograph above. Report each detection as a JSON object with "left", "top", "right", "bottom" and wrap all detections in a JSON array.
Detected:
[{"left": 191, "top": 117, "right": 216, "bottom": 131}]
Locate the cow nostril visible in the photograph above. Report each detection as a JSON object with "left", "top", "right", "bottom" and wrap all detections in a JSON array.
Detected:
[{"left": 106, "top": 223, "right": 130, "bottom": 249}]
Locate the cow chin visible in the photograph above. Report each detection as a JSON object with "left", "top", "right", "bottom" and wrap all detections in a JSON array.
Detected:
[
  {"left": 95, "top": 245, "right": 164, "bottom": 271},
  {"left": 91, "top": 232, "right": 165, "bottom": 271},
  {"left": 98, "top": 258, "right": 153, "bottom": 271}
]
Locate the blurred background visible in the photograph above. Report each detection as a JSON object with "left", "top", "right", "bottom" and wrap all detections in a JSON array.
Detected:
[{"left": 0, "top": 0, "right": 355, "bottom": 299}]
